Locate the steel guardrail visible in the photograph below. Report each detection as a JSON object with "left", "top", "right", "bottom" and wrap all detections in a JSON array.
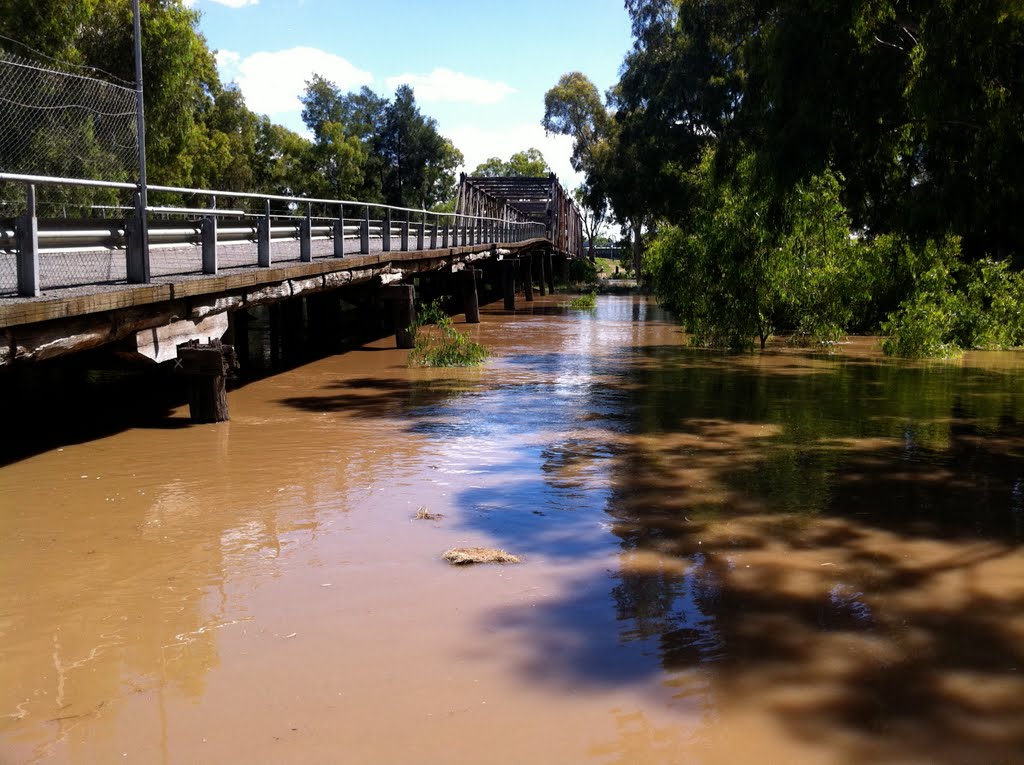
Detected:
[{"left": 0, "top": 172, "right": 547, "bottom": 296}]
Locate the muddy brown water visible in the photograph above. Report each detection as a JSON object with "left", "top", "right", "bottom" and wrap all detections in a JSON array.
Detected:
[{"left": 2, "top": 295, "right": 1023, "bottom": 764}]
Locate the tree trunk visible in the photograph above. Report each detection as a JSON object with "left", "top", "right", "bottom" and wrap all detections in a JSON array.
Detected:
[{"left": 631, "top": 222, "right": 642, "bottom": 278}]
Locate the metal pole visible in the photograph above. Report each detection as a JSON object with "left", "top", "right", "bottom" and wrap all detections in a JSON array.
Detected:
[{"left": 131, "top": 0, "right": 150, "bottom": 282}]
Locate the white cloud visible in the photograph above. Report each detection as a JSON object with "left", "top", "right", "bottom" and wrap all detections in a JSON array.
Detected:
[
  {"left": 217, "top": 47, "right": 372, "bottom": 117},
  {"left": 206, "top": 0, "right": 259, "bottom": 7},
  {"left": 385, "top": 68, "right": 515, "bottom": 105},
  {"left": 445, "top": 122, "right": 581, "bottom": 189}
]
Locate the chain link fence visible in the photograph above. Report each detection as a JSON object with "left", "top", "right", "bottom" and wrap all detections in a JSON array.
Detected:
[{"left": 0, "top": 47, "right": 140, "bottom": 293}]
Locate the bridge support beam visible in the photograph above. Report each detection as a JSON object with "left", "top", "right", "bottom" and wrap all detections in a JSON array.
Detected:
[
  {"left": 522, "top": 256, "right": 534, "bottom": 302},
  {"left": 380, "top": 284, "right": 417, "bottom": 349},
  {"left": 461, "top": 269, "right": 480, "bottom": 324},
  {"left": 502, "top": 259, "right": 516, "bottom": 311}
]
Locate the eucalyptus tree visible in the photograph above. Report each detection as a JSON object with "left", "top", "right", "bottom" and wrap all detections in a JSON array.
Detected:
[{"left": 472, "top": 149, "right": 551, "bottom": 177}]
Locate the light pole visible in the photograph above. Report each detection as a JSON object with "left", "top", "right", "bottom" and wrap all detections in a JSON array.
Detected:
[{"left": 130, "top": 0, "right": 150, "bottom": 282}]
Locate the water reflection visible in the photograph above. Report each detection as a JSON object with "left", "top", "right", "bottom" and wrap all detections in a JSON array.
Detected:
[{"left": 3, "top": 296, "right": 1023, "bottom": 763}]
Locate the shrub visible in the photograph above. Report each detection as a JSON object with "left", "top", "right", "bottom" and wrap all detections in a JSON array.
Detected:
[
  {"left": 881, "top": 238, "right": 1024, "bottom": 357},
  {"left": 407, "top": 300, "right": 488, "bottom": 367},
  {"left": 568, "top": 258, "right": 599, "bottom": 284}
]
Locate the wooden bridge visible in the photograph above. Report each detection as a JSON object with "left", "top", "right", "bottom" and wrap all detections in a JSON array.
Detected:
[{"left": 0, "top": 172, "right": 584, "bottom": 369}]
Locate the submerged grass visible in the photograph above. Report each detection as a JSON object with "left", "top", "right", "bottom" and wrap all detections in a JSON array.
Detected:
[
  {"left": 442, "top": 547, "right": 522, "bottom": 565},
  {"left": 408, "top": 300, "right": 488, "bottom": 367},
  {"left": 569, "top": 291, "right": 598, "bottom": 310}
]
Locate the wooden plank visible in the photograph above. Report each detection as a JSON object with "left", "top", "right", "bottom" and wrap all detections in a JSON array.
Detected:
[{"left": 0, "top": 284, "right": 173, "bottom": 329}]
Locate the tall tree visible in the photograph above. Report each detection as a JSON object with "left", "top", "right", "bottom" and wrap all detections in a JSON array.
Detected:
[
  {"left": 541, "top": 72, "right": 609, "bottom": 174},
  {"left": 472, "top": 148, "right": 551, "bottom": 177}
]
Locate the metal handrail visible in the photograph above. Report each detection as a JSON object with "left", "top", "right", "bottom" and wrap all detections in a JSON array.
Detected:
[
  {"left": 0, "top": 172, "right": 534, "bottom": 225},
  {"left": 0, "top": 171, "right": 548, "bottom": 297}
]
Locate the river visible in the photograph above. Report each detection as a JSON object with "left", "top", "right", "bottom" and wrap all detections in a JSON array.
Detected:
[{"left": 2, "top": 294, "right": 1023, "bottom": 764}]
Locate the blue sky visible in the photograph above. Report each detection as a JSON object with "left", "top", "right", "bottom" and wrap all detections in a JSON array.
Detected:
[{"left": 189, "top": 0, "right": 634, "bottom": 187}]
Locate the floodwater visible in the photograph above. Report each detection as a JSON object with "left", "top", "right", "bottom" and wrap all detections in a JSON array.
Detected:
[{"left": 2, "top": 295, "right": 1023, "bottom": 765}]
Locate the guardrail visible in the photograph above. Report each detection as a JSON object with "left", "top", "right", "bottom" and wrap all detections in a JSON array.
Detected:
[{"left": 0, "top": 173, "right": 547, "bottom": 297}]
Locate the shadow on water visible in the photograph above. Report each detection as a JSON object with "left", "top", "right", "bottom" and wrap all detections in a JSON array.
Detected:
[
  {"left": 495, "top": 347, "right": 1024, "bottom": 763},
  {"left": 278, "top": 336, "right": 1024, "bottom": 763}
]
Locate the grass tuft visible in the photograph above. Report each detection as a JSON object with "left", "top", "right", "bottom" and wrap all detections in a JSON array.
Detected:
[{"left": 568, "top": 291, "right": 598, "bottom": 310}]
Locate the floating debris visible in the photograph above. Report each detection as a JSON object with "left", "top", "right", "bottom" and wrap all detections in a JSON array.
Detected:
[
  {"left": 443, "top": 547, "right": 521, "bottom": 565},
  {"left": 414, "top": 506, "right": 444, "bottom": 521}
]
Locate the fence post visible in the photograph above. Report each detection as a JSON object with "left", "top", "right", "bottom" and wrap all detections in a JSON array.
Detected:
[
  {"left": 430, "top": 221, "right": 438, "bottom": 250},
  {"left": 201, "top": 194, "right": 217, "bottom": 274},
  {"left": 360, "top": 205, "right": 370, "bottom": 254},
  {"left": 126, "top": 190, "right": 150, "bottom": 283},
  {"left": 299, "top": 205, "right": 312, "bottom": 262},
  {"left": 15, "top": 183, "right": 39, "bottom": 297},
  {"left": 400, "top": 213, "right": 409, "bottom": 252},
  {"left": 334, "top": 203, "right": 345, "bottom": 257},
  {"left": 417, "top": 219, "right": 425, "bottom": 250},
  {"left": 383, "top": 208, "right": 392, "bottom": 252},
  {"left": 258, "top": 198, "right": 271, "bottom": 267},
  {"left": 442, "top": 217, "right": 450, "bottom": 248}
]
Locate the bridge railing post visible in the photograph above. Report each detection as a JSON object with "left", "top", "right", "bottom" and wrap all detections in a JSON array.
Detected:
[
  {"left": 400, "top": 212, "right": 409, "bottom": 252},
  {"left": 430, "top": 219, "right": 437, "bottom": 249},
  {"left": 360, "top": 205, "right": 370, "bottom": 254},
  {"left": 257, "top": 198, "right": 271, "bottom": 267},
  {"left": 299, "top": 203, "right": 313, "bottom": 262},
  {"left": 442, "top": 216, "right": 450, "bottom": 248},
  {"left": 383, "top": 208, "right": 392, "bottom": 252},
  {"left": 333, "top": 203, "right": 345, "bottom": 258},
  {"left": 126, "top": 189, "right": 150, "bottom": 283},
  {"left": 417, "top": 217, "right": 425, "bottom": 250},
  {"left": 15, "top": 182, "right": 39, "bottom": 297},
  {"left": 201, "top": 194, "right": 217, "bottom": 274}
]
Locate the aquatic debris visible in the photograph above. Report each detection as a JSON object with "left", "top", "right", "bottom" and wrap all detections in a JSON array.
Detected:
[
  {"left": 443, "top": 546, "right": 521, "bottom": 565},
  {"left": 414, "top": 506, "right": 444, "bottom": 521}
]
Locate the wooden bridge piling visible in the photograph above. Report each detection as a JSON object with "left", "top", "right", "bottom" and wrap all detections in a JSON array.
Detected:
[
  {"left": 176, "top": 339, "right": 238, "bottom": 423},
  {"left": 380, "top": 284, "right": 417, "bottom": 349},
  {"left": 461, "top": 269, "right": 480, "bottom": 323},
  {"left": 502, "top": 260, "right": 516, "bottom": 311}
]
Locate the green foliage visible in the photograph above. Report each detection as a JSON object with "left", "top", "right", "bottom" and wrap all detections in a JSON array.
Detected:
[
  {"left": 541, "top": 72, "right": 609, "bottom": 174},
  {"left": 408, "top": 300, "right": 488, "bottom": 367},
  {"left": 0, "top": 2, "right": 467, "bottom": 214},
  {"left": 301, "top": 79, "right": 462, "bottom": 209},
  {"left": 569, "top": 292, "right": 598, "bottom": 310},
  {"left": 882, "top": 240, "right": 1024, "bottom": 357},
  {"left": 646, "top": 151, "right": 875, "bottom": 350},
  {"left": 610, "top": 0, "right": 1024, "bottom": 258},
  {"left": 568, "top": 258, "right": 599, "bottom": 284},
  {"left": 472, "top": 149, "right": 550, "bottom": 178}
]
